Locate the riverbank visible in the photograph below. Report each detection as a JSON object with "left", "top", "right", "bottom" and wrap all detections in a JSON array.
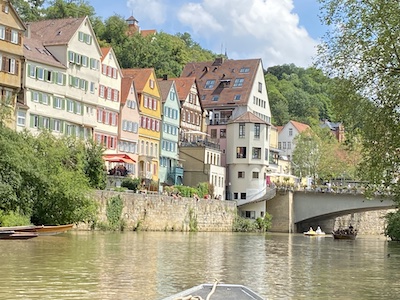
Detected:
[{"left": 79, "top": 190, "right": 237, "bottom": 232}]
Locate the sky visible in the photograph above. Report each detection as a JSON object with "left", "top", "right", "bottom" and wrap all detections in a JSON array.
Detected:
[{"left": 87, "top": 0, "right": 327, "bottom": 69}]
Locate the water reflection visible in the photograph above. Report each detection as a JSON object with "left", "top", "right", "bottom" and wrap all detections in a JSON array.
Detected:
[{"left": 0, "top": 232, "right": 399, "bottom": 299}]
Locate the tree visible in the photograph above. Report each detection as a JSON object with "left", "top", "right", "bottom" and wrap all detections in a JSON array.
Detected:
[
  {"left": 10, "top": 0, "right": 45, "bottom": 22},
  {"left": 45, "top": 0, "right": 95, "bottom": 19},
  {"left": 317, "top": 0, "right": 400, "bottom": 203}
]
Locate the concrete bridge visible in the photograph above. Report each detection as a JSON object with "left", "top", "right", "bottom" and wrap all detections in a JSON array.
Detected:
[{"left": 267, "top": 190, "right": 397, "bottom": 233}]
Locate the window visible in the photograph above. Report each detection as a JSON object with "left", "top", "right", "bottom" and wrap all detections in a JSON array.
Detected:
[
  {"left": 11, "top": 30, "right": 18, "bottom": 44},
  {"left": 252, "top": 147, "right": 261, "bottom": 159},
  {"left": 204, "top": 79, "right": 215, "bottom": 89},
  {"left": 241, "top": 193, "right": 247, "bottom": 200},
  {"left": 220, "top": 129, "right": 226, "bottom": 138},
  {"left": 239, "top": 67, "right": 250, "bottom": 73},
  {"left": 258, "top": 82, "right": 262, "bottom": 93},
  {"left": 254, "top": 123, "right": 260, "bottom": 139},
  {"left": 212, "top": 95, "right": 219, "bottom": 101},
  {"left": 210, "top": 129, "right": 217, "bottom": 138},
  {"left": 54, "top": 97, "right": 62, "bottom": 109},
  {"left": 234, "top": 193, "right": 238, "bottom": 200},
  {"left": 17, "top": 111, "right": 25, "bottom": 126},
  {"left": 238, "top": 171, "right": 245, "bottom": 178},
  {"left": 252, "top": 172, "right": 259, "bottom": 179},
  {"left": 43, "top": 117, "right": 50, "bottom": 129},
  {"left": 149, "top": 79, "right": 154, "bottom": 89},
  {"left": 244, "top": 210, "right": 255, "bottom": 218},
  {"left": 28, "top": 65, "right": 35, "bottom": 78},
  {"left": 234, "top": 94, "right": 241, "bottom": 100},
  {"left": 239, "top": 123, "right": 245, "bottom": 138},
  {"left": 288, "top": 142, "right": 291, "bottom": 149},
  {"left": 236, "top": 147, "right": 246, "bottom": 158},
  {"left": 289, "top": 128, "right": 293, "bottom": 136},
  {"left": 67, "top": 100, "right": 74, "bottom": 112},
  {"left": 278, "top": 142, "right": 281, "bottom": 149},
  {"left": 283, "top": 142, "right": 286, "bottom": 149},
  {"left": 54, "top": 120, "right": 61, "bottom": 132},
  {"left": 32, "top": 91, "right": 39, "bottom": 102},
  {"left": 233, "top": 78, "right": 244, "bottom": 87},
  {"left": 0, "top": 26, "right": 4, "bottom": 40}
]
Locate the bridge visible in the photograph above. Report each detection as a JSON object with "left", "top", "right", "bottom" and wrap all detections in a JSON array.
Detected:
[{"left": 266, "top": 190, "right": 397, "bottom": 233}]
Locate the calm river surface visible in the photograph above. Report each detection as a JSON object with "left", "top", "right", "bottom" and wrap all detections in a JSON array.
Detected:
[{"left": 1, "top": 231, "right": 400, "bottom": 300}]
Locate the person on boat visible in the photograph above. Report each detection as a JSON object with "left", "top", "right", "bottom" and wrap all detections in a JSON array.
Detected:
[
  {"left": 308, "top": 227, "right": 315, "bottom": 233},
  {"left": 316, "top": 226, "right": 323, "bottom": 234}
]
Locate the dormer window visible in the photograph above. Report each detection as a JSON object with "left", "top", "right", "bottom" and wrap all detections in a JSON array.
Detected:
[
  {"left": 204, "top": 79, "right": 215, "bottom": 89},
  {"left": 233, "top": 78, "right": 244, "bottom": 87},
  {"left": 2, "top": 4, "right": 9, "bottom": 13},
  {"left": 239, "top": 67, "right": 250, "bottom": 73}
]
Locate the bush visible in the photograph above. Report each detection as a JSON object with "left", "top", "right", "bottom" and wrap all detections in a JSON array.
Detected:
[
  {"left": 121, "top": 177, "right": 141, "bottom": 192},
  {"left": 105, "top": 195, "right": 124, "bottom": 230},
  {"left": 385, "top": 210, "right": 400, "bottom": 241},
  {"left": 233, "top": 212, "right": 273, "bottom": 232},
  {"left": 0, "top": 210, "right": 31, "bottom": 226}
]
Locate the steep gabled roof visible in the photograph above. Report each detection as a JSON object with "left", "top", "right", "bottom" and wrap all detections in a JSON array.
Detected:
[
  {"left": 29, "top": 17, "right": 86, "bottom": 46},
  {"left": 228, "top": 111, "right": 268, "bottom": 124},
  {"left": 289, "top": 120, "right": 310, "bottom": 133},
  {"left": 100, "top": 47, "right": 111, "bottom": 60},
  {"left": 157, "top": 79, "right": 174, "bottom": 103},
  {"left": 173, "top": 77, "right": 196, "bottom": 100},
  {"left": 23, "top": 35, "right": 65, "bottom": 68},
  {"left": 181, "top": 58, "right": 262, "bottom": 109},
  {"left": 120, "top": 76, "right": 136, "bottom": 105},
  {"left": 122, "top": 68, "right": 154, "bottom": 93}
]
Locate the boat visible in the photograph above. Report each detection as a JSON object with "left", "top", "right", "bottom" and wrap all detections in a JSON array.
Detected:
[
  {"left": 0, "top": 224, "right": 74, "bottom": 236},
  {"left": 303, "top": 226, "right": 326, "bottom": 236},
  {"left": 161, "top": 283, "right": 264, "bottom": 300},
  {"left": 0, "top": 230, "right": 38, "bottom": 240},
  {"left": 332, "top": 226, "right": 357, "bottom": 240}
]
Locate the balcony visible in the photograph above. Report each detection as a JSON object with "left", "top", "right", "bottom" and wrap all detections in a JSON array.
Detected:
[{"left": 179, "top": 137, "right": 220, "bottom": 150}]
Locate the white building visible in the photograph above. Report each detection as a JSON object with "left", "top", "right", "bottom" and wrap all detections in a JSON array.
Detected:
[
  {"left": 278, "top": 120, "right": 310, "bottom": 161},
  {"left": 20, "top": 17, "right": 101, "bottom": 138}
]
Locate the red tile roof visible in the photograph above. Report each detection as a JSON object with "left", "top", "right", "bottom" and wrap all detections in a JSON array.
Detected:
[
  {"left": 157, "top": 79, "right": 174, "bottom": 103},
  {"left": 28, "top": 17, "right": 86, "bottom": 46},
  {"left": 289, "top": 120, "right": 310, "bottom": 133},
  {"left": 172, "top": 77, "right": 196, "bottom": 101},
  {"left": 23, "top": 35, "right": 65, "bottom": 68},
  {"left": 100, "top": 47, "right": 111, "bottom": 61},
  {"left": 181, "top": 58, "right": 262, "bottom": 109},
  {"left": 229, "top": 111, "right": 268, "bottom": 124},
  {"left": 122, "top": 68, "right": 154, "bottom": 93},
  {"left": 120, "top": 76, "right": 135, "bottom": 105}
]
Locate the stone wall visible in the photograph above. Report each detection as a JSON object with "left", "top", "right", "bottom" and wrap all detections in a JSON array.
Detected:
[{"left": 89, "top": 191, "right": 237, "bottom": 232}]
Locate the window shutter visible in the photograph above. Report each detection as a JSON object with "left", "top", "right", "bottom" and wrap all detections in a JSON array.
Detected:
[
  {"left": 61, "top": 98, "right": 65, "bottom": 110},
  {"left": 103, "top": 111, "right": 106, "bottom": 124},
  {"left": 30, "top": 114, "right": 34, "bottom": 128}
]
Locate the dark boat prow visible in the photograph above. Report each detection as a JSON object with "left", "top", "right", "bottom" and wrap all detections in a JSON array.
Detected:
[{"left": 332, "top": 226, "right": 357, "bottom": 240}]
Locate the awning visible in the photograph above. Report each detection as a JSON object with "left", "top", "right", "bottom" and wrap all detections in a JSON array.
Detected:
[
  {"left": 102, "top": 154, "right": 136, "bottom": 164},
  {"left": 185, "top": 130, "right": 210, "bottom": 136},
  {"left": 268, "top": 173, "right": 298, "bottom": 179}
]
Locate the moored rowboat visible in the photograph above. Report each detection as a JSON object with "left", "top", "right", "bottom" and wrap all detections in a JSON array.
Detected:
[{"left": 0, "top": 224, "right": 74, "bottom": 236}]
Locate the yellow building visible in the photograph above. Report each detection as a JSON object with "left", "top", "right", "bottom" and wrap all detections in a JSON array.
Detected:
[
  {"left": 122, "top": 68, "right": 162, "bottom": 186},
  {"left": 0, "top": 0, "right": 26, "bottom": 128}
]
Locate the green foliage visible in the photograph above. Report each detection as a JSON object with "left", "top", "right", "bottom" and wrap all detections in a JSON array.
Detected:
[
  {"left": 84, "top": 140, "right": 106, "bottom": 190},
  {"left": 9, "top": 0, "right": 45, "bottom": 22},
  {"left": 233, "top": 213, "right": 272, "bottom": 232},
  {"left": 0, "top": 210, "right": 31, "bottom": 227},
  {"left": 121, "top": 178, "right": 141, "bottom": 192},
  {"left": 0, "top": 126, "right": 98, "bottom": 225},
  {"left": 254, "top": 213, "right": 273, "bottom": 232},
  {"left": 45, "top": 0, "right": 95, "bottom": 19},
  {"left": 385, "top": 211, "right": 400, "bottom": 241},
  {"left": 188, "top": 208, "right": 198, "bottom": 232},
  {"left": 318, "top": 0, "right": 400, "bottom": 203},
  {"left": 266, "top": 65, "right": 335, "bottom": 126},
  {"left": 105, "top": 195, "right": 124, "bottom": 230}
]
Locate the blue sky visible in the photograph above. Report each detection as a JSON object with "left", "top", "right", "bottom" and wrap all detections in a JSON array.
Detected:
[{"left": 87, "top": 0, "right": 326, "bottom": 68}]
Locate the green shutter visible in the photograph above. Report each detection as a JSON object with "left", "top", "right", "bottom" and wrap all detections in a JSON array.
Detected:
[
  {"left": 30, "top": 114, "right": 34, "bottom": 128},
  {"left": 81, "top": 103, "right": 84, "bottom": 115},
  {"left": 69, "top": 75, "right": 73, "bottom": 86},
  {"left": 27, "top": 64, "right": 31, "bottom": 76},
  {"left": 62, "top": 98, "right": 65, "bottom": 110},
  {"left": 62, "top": 74, "right": 66, "bottom": 85},
  {"left": 60, "top": 121, "right": 64, "bottom": 133},
  {"left": 39, "top": 93, "right": 43, "bottom": 103},
  {"left": 50, "top": 119, "right": 55, "bottom": 130}
]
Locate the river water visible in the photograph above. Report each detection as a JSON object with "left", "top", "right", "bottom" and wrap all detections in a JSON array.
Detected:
[{"left": 1, "top": 231, "right": 400, "bottom": 300}]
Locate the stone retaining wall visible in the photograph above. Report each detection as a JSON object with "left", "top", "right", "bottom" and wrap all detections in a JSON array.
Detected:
[{"left": 89, "top": 191, "right": 237, "bottom": 232}]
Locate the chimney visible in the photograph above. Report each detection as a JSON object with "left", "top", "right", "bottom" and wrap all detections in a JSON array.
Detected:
[
  {"left": 213, "top": 57, "right": 224, "bottom": 66},
  {"left": 25, "top": 23, "right": 31, "bottom": 39}
]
